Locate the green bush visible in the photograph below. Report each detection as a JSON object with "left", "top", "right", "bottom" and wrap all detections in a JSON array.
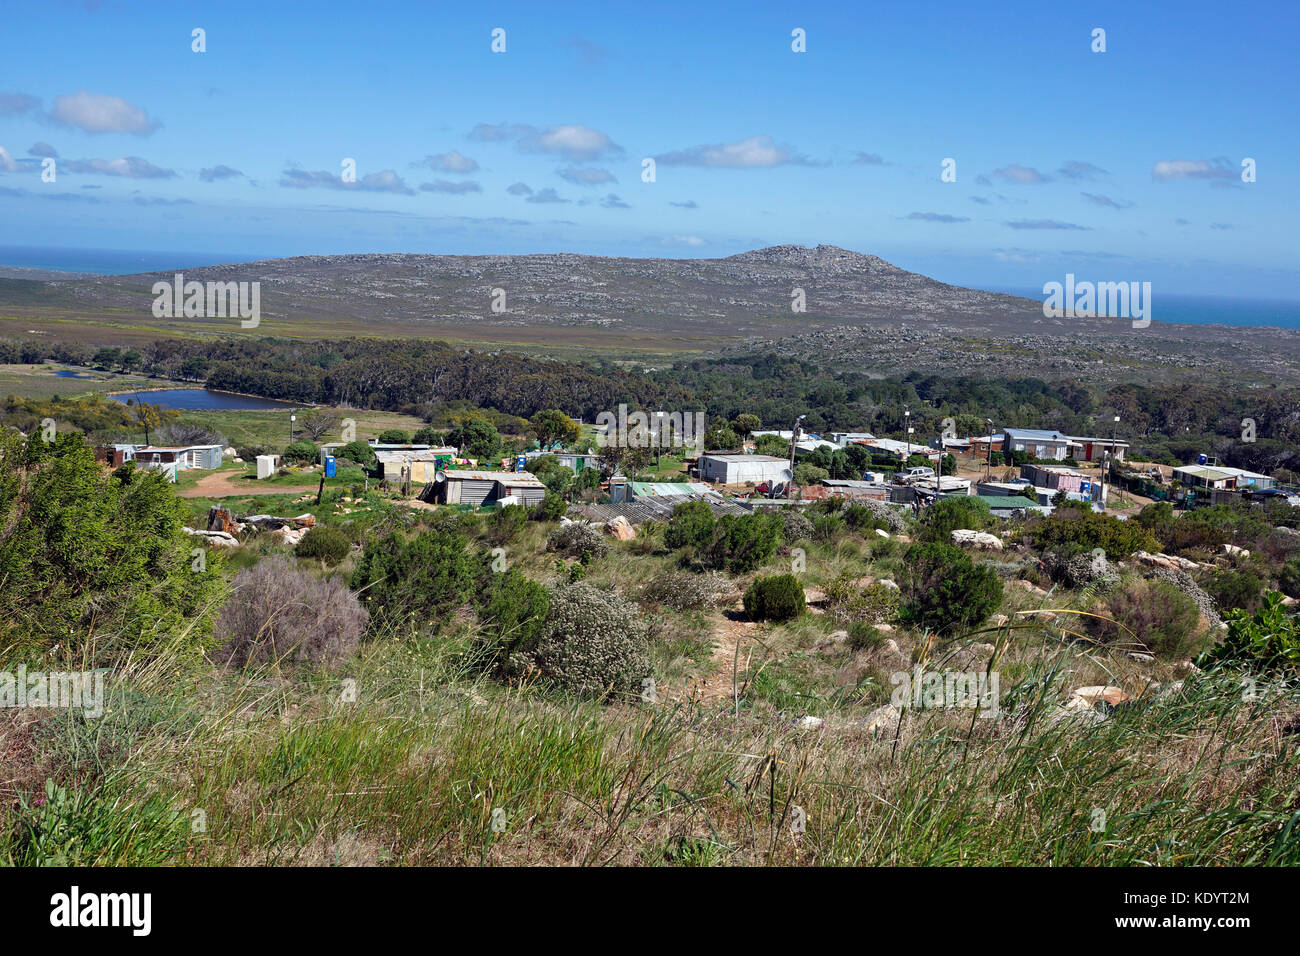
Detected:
[
  {"left": 533, "top": 491, "right": 568, "bottom": 522},
  {"left": 918, "top": 496, "right": 994, "bottom": 543},
  {"left": 640, "top": 569, "right": 724, "bottom": 612},
  {"left": 664, "top": 500, "right": 717, "bottom": 551},
  {"left": 473, "top": 568, "right": 550, "bottom": 672},
  {"left": 351, "top": 526, "right": 475, "bottom": 625},
  {"left": 282, "top": 439, "right": 320, "bottom": 465},
  {"left": 899, "top": 542, "right": 1003, "bottom": 633},
  {"left": 336, "top": 440, "right": 376, "bottom": 465},
  {"left": 1087, "top": 577, "right": 1202, "bottom": 659},
  {"left": 812, "top": 513, "right": 845, "bottom": 541},
  {"left": 847, "top": 621, "right": 886, "bottom": 652},
  {"left": 1197, "top": 591, "right": 1300, "bottom": 677},
  {"left": 743, "top": 574, "right": 806, "bottom": 622},
  {"left": 486, "top": 503, "right": 529, "bottom": 545},
  {"left": 1029, "top": 506, "right": 1158, "bottom": 560},
  {"left": 0, "top": 430, "right": 224, "bottom": 659},
  {"left": 793, "top": 463, "right": 829, "bottom": 485},
  {"left": 533, "top": 582, "right": 651, "bottom": 697},
  {"left": 705, "top": 513, "right": 783, "bottom": 573},
  {"left": 1204, "top": 568, "right": 1266, "bottom": 614},
  {"left": 294, "top": 524, "right": 352, "bottom": 564},
  {"left": 1280, "top": 557, "right": 1300, "bottom": 600},
  {"left": 377, "top": 429, "right": 411, "bottom": 444}
]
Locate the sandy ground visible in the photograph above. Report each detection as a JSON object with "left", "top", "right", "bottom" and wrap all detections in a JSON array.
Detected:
[{"left": 179, "top": 469, "right": 320, "bottom": 499}]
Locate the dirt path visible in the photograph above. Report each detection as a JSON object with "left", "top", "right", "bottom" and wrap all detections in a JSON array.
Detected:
[{"left": 179, "top": 470, "right": 320, "bottom": 499}]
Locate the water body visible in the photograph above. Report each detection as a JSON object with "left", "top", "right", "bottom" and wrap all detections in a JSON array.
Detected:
[
  {"left": 54, "top": 369, "right": 94, "bottom": 378},
  {"left": 0, "top": 245, "right": 267, "bottom": 275},
  {"left": 109, "top": 389, "right": 298, "bottom": 411},
  {"left": 996, "top": 288, "right": 1300, "bottom": 330}
]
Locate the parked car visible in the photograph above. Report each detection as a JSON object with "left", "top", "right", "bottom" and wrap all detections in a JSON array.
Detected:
[{"left": 900, "top": 466, "right": 936, "bottom": 481}]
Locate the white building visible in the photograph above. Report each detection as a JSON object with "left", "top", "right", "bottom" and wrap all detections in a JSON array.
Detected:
[{"left": 697, "top": 453, "right": 793, "bottom": 485}]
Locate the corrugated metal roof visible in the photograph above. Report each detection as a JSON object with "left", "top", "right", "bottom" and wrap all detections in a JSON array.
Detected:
[{"left": 631, "top": 481, "right": 713, "bottom": 496}]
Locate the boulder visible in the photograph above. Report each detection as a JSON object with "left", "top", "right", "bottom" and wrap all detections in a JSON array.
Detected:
[
  {"left": 875, "top": 528, "right": 890, "bottom": 538},
  {"left": 951, "top": 529, "right": 1004, "bottom": 550},
  {"left": 605, "top": 515, "right": 636, "bottom": 540},
  {"left": 1132, "top": 550, "right": 1199, "bottom": 572},
  {"left": 1070, "top": 685, "right": 1133, "bottom": 710},
  {"left": 182, "top": 527, "right": 238, "bottom": 548},
  {"left": 861, "top": 704, "right": 901, "bottom": 737},
  {"left": 794, "top": 715, "right": 825, "bottom": 731},
  {"left": 1222, "top": 543, "right": 1250, "bottom": 557}
]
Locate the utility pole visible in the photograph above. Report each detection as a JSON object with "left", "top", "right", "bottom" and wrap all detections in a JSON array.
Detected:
[
  {"left": 289, "top": 412, "right": 296, "bottom": 448},
  {"left": 986, "top": 418, "right": 994, "bottom": 480},
  {"left": 787, "top": 414, "right": 805, "bottom": 499}
]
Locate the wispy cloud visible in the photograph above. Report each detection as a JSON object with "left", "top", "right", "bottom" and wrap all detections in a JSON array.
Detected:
[
  {"left": 1151, "top": 158, "right": 1236, "bottom": 181},
  {"left": 506, "top": 182, "right": 533, "bottom": 196},
  {"left": 63, "top": 155, "right": 176, "bottom": 178},
  {"left": 558, "top": 166, "right": 616, "bottom": 186},
  {"left": 851, "top": 152, "right": 884, "bottom": 165},
  {"left": 907, "top": 211, "right": 970, "bottom": 223},
  {"left": 599, "top": 193, "right": 629, "bottom": 209},
  {"left": 420, "top": 179, "right": 482, "bottom": 194},
  {"left": 199, "top": 164, "right": 244, "bottom": 182},
  {"left": 420, "top": 151, "right": 478, "bottom": 173},
  {"left": 470, "top": 122, "right": 623, "bottom": 161},
  {"left": 524, "top": 187, "right": 569, "bottom": 204},
  {"left": 280, "top": 167, "right": 415, "bottom": 195},
  {"left": 1058, "top": 161, "right": 1107, "bottom": 181},
  {"left": 990, "top": 164, "right": 1049, "bottom": 184},
  {"left": 0, "top": 92, "right": 40, "bottom": 117},
  {"left": 670, "top": 199, "right": 698, "bottom": 209},
  {"left": 1004, "top": 218, "right": 1090, "bottom": 230},
  {"left": 1080, "top": 192, "right": 1131, "bottom": 209},
  {"left": 657, "top": 134, "right": 810, "bottom": 168},
  {"left": 49, "top": 90, "right": 160, "bottom": 135}
]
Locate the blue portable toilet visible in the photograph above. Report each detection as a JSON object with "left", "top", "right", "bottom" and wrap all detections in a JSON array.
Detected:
[
  {"left": 516, "top": 455, "right": 527, "bottom": 472},
  {"left": 324, "top": 456, "right": 337, "bottom": 477},
  {"left": 1197, "top": 453, "right": 1208, "bottom": 465}
]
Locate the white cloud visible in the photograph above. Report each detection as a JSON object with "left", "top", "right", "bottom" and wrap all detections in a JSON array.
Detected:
[
  {"left": 63, "top": 156, "right": 175, "bottom": 178},
  {"left": 49, "top": 91, "right": 159, "bottom": 135},
  {"left": 422, "top": 151, "right": 478, "bottom": 173},
  {"left": 657, "top": 134, "right": 809, "bottom": 168},
  {"left": 1151, "top": 159, "right": 1235, "bottom": 181}
]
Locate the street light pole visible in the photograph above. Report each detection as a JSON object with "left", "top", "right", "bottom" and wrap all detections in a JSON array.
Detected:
[
  {"left": 986, "top": 418, "right": 993, "bottom": 480},
  {"left": 289, "top": 413, "right": 296, "bottom": 447},
  {"left": 787, "top": 414, "right": 805, "bottom": 499}
]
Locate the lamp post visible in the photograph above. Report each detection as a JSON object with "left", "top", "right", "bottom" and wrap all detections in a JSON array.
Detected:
[
  {"left": 289, "top": 413, "right": 296, "bottom": 447},
  {"left": 787, "top": 414, "right": 805, "bottom": 499},
  {"left": 1103, "top": 414, "right": 1119, "bottom": 506},
  {"left": 986, "top": 418, "right": 994, "bottom": 480}
]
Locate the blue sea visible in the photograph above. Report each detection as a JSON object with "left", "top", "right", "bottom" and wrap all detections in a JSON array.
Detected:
[
  {"left": 0, "top": 245, "right": 268, "bottom": 275},
  {"left": 997, "top": 286, "right": 1300, "bottom": 330}
]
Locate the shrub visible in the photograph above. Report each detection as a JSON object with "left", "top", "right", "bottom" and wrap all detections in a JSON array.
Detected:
[
  {"left": 640, "top": 569, "right": 725, "bottom": 611},
  {"left": 1087, "top": 578, "right": 1202, "bottom": 659},
  {"left": 743, "top": 574, "right": 806, "bottom": 622},
  {"left": 294, "top": 524, "right": 352, "bottom": 564},
  {"left": 824, "top": 572, "right": 900, "bottom": 626},
  {"left": 1029, "top": 507, "right": 1158, "bottom": 560},
  {"left": 0, "top": 430, "right": 224, "bottom": 658},
  {"left": 473, "top": 568, "right": 550, "bottom": 671},
  {"left": 793, "top": 463, "right": 829, "bottom": 486},
  {"left": 1204, "top": 568, "right": 1266, "bottom": 614},
  {"left": 844, "top": 498, "right": 907, "bottom": 534},
  {"left": 847, "top": 621, "right": 886, "bottom": 652},
  {"left": 214, "top": 556, "right": 367, "bottom": 667},
  {"left": 899, "top": 542, "right": 1003, "bottom": 633},
  {"left": 1281, "top": 557, "right": 1300, "bottom": 600},
  {"left": 533, "top": 582, "right": 651, "bottom": 696},
  {"left": 705, "top": 512, "right": 783, "bottom": 573},
  {"left": 351, "top": 527, "right": 475, "bottom": 624},
  {"left": 664, "top": 500, "right": 717, "bottom": 551},
  {"left": 533, "top": 491, "right": 568, "bottom": 522},
  {"left": 918, "top": 496, "right": 994, "bottom": 543},
  {"left": 377, "top": 429, "right": 410, "bottom": 444},
  {"left": 812, "top": 513, "right": 845, "bottom": 542},
  {"left": 1197, "top": 591, "right": 1300, "bottom": 677},
  {"left": 546, "top": 522, "right": 609, "bottom": 561},
  {"left": 779, "top": 508, "right": 815, "bottom": 543},
  {"left": 486, "top": 503, "right": 529, "bottom": 545},
  {"left": 336, "top": 440, "right": 376, "bottom": 465},
  {"left": 282, "top": 440, "right": 320, "bottom": 465}
]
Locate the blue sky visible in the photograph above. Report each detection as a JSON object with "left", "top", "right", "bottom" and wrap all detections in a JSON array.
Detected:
[{"left": 1, "top": 0, "right": 1297, "bottom": 297}]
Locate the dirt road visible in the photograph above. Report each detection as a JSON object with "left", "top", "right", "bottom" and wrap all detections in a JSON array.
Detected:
[{"left": 179, "top": 470, "right": 320, "bottom": 499}]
